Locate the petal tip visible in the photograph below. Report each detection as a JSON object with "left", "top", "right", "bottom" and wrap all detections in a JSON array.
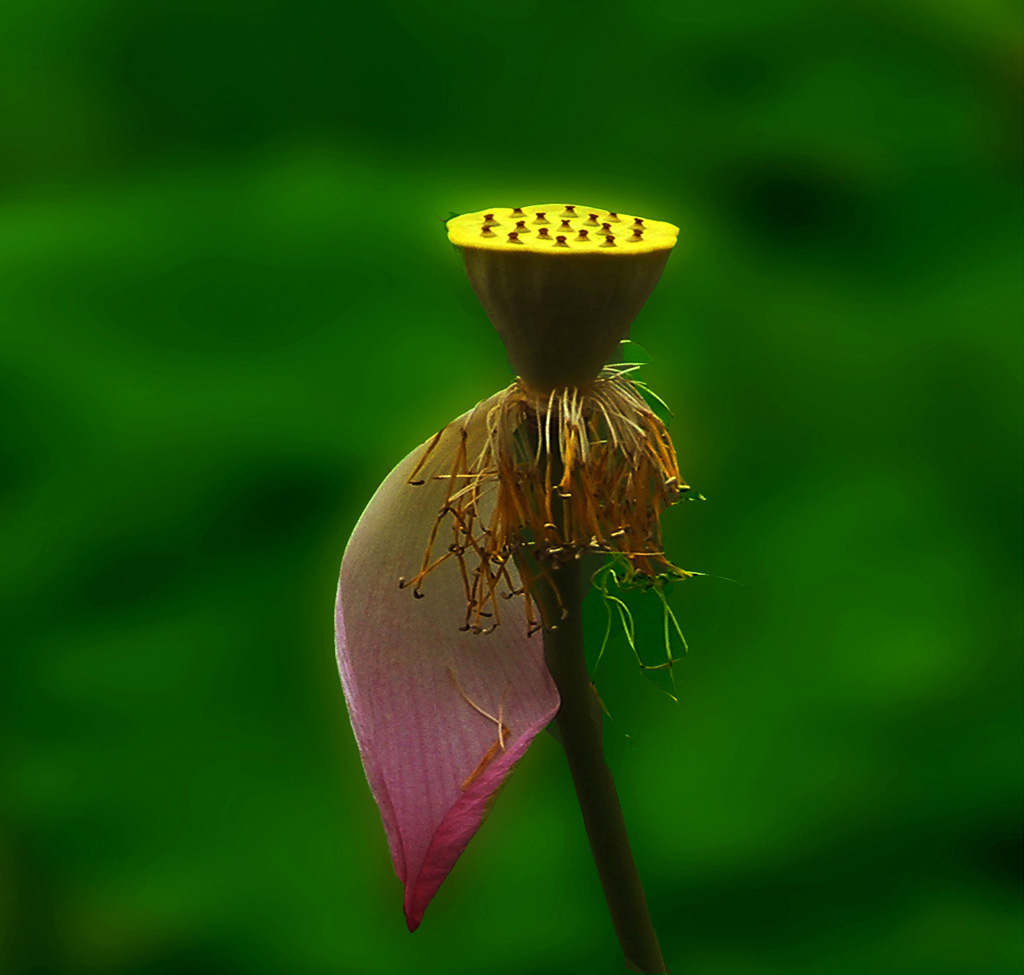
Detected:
[{"left": 404, "top": 907, "right": 423, "bottom": 933}]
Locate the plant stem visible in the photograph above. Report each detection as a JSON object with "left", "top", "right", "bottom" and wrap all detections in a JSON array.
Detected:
[{"left": 537, "top": 559, "right": 669, "bottom": 974}]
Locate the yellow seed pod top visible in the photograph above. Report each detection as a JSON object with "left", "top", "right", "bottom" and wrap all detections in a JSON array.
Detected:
[
  {"left": 448, "top": 204, "right": 679, "bottom": 392},
  {"left": 446, "top": 204, "right": 678, "bottom": 255}
]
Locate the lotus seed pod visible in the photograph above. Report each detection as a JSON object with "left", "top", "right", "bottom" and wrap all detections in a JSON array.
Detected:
[{"left": 447, "top": 204, "right": 679, "bottom": 393}]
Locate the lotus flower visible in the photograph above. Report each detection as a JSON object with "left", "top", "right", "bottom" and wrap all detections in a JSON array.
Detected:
[{"left": 335, "top": 204, "right": 683, "bottom": 935}]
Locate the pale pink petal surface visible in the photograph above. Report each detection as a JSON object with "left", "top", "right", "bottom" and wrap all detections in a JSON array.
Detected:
[{"left": 335, "top": 396, "right": 560, "bottom": 930}]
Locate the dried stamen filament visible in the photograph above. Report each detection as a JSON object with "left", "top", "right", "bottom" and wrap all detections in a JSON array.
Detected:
[{"left": 402, "top": 367, "right": 690, "bottom": 632}]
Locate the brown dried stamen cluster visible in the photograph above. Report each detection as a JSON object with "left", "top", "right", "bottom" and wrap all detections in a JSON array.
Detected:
[{"left": 399, "top": 369, "right": 690, "bottom": 635}]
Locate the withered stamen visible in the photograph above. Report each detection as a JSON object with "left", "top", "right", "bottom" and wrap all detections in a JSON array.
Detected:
[{"left": 399, "top": 369, "right": 690, "bottom": 631}]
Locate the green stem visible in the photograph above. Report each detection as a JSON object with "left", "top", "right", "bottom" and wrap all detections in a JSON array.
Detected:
[{"left": 537, "top": 559, "right": 669, "bottom": 974}]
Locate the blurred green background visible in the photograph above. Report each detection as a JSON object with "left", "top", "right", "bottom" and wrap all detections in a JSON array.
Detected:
[{"left": 1, "top": 1, "right": 1021, "bottom": 973}]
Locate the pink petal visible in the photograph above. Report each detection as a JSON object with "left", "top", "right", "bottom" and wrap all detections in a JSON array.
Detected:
[{"left": 335, "top": 395, "right": 560, "bottom": 931}]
